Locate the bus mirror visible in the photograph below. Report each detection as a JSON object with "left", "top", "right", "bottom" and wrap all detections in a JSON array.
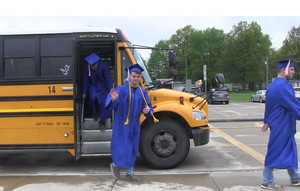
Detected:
[
  {"left": 195, "top": 80, "right": 203, "bottom": 87},
  {"left": 215, "top": 73, "right": 225, "bottom": 84},
  {"left": 169, "top": 68, "right": 178, "bottom": 77},
  {"left": 168, "top": 51, "right": 177, "bottom": 67}
]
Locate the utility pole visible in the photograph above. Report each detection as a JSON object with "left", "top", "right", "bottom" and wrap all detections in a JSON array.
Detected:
[
  {"left": 184, "top": 39, "right": 188, "bottom": 82},
  {"left": 265, "top": 57, "right": 269, "bottom": 89}
]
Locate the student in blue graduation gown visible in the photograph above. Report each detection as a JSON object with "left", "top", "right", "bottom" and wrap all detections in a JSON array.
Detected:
[
  {"left": 82, "top": 53, "right": 113, "bottom": 128},
  {"left": 105, "top": 64, "right": 154, "bottom": 182},
  {"left": 261, "top": 59, "right": 300, "bottom": 189}
]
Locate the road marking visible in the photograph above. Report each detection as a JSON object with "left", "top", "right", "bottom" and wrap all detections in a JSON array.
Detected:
[
  {"left": 202, "top": 126, "right": 260, "bottom": 129},
  {"left": 212, "top": 128, "right": 265, "bottom": 164}
]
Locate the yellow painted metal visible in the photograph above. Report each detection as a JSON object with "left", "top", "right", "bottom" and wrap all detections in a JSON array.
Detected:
[
  {"left": 0, "top": 84, "right": 73, "bottom": 96},
  {"left": 148, "top": 89, "right": 208, "bottom": 128},
  {"left": 0, "top": 116, "right": 74, "bottom": 144},
  {"left": 67, "top": 149, "right": 76, "bottom": 156},
  {"left": 0, "top": 100, "right": 73, "bottom": 113},
  {"left": 0, "top": 100, "right": 73, "bottom": 109},
  {"left": 116, "top": 43, "right": 126, "bottom": 86},
  {"left": 0, "top": 83, "right": 75, "bottom": 145}
]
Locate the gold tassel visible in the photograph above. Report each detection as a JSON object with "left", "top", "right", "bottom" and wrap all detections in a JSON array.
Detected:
[
  {"left": 152, "top": 115, "right": 159, "bottom": 123},
  {"left": 124, "top": 83, "right": 131, "bottom": 125},
  {"left": 124, "top": 118, "right": 129, "bottom": 125},
  {"left": 138, "top": 86, "right": 159, "bottom": 123}
]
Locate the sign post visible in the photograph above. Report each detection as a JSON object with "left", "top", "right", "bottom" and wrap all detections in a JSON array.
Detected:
[{"left": 203, "top": 65, "right": 207, "bottom": 94}]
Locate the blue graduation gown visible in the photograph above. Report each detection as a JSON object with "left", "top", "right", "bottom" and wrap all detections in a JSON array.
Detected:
[
  {"left": 82, "top": 61, "right": 113, "bottom": 118},
  {"left": 105, "top": 83, "right": 153, "bottom": 168},
  {"left": 264, "top": 78, "right": 300, "bottom": 169}
]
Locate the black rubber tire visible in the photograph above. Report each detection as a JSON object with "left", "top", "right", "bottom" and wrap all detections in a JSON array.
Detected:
[{"left": 139, "top": 119, "right": 190, "bottom": 169}]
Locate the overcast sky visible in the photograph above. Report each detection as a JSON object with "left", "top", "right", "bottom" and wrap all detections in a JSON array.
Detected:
[{"left": 1, "top": 0, "right": 299, "bottom": 59}]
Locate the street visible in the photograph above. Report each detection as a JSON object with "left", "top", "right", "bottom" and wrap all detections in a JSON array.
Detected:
[{"left": 1, "top": 101, "right": 300, "bottom": 190}]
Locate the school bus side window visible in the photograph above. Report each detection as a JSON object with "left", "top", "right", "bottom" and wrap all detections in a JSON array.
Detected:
[
  {"left": 40, "top": 35, "right": 73, "bottom": 78},
  {"left": 121, "top": 50, "right": 131, "bottom": 84},
  {"left": 3, "top": 37, "right": 36, "bottom": 79},
  {"left": 5, "top": 58, "right": 36, "bottom": 79}
]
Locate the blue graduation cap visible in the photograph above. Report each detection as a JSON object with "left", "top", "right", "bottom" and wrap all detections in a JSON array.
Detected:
[
  {"left": 85, "top": 53, "right": 100, "bottom": 66},
  {"left": 277, "top": 59, "right": 294, "bottom": 70},
  {"left": 125, "top": 64, "right": 144, "bottom": 73}
]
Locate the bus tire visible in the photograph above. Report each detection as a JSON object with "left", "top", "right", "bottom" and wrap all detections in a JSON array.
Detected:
[{"left": 139, "top": 119, "right": 190, "bottom": 169}]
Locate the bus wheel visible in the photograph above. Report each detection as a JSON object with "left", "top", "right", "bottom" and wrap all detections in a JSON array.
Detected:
[{"left": 139, "top": 119, "right": 190, "bottom": 169}]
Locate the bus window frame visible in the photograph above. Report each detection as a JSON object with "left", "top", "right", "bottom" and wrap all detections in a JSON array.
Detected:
[{"left": 118, "top": 45, "right": 153, "bottom": 88}]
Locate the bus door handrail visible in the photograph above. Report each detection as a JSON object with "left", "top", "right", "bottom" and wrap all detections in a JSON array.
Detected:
[{"left": 81, "top": 97, "right": 85, "bottom": 124}]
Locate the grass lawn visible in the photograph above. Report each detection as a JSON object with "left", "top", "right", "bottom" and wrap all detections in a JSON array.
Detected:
[{"left": 229, "top": 91, "right": 256, "bottom": 102}]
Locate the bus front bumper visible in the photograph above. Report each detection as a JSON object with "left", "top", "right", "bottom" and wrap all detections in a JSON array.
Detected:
[{"left": 191, "top": 128, "right": 209, "bottom": 146}]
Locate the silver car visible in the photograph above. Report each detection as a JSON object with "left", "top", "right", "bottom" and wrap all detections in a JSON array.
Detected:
[
  {"left": 294, "top": 87, "right": 300, "bottom": 100},
  {"left": 207, "top": 89, "right": 229, "bottom": 104},
  {"left": 251, "top": 90, "right": 266, "bottom": 103}
]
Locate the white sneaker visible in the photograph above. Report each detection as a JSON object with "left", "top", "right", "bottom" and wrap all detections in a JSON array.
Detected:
[{"left": 261, "top": 182, "right": 284, "bottom": 190}]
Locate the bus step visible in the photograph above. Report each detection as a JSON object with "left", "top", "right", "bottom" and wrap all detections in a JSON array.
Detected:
[
  {"left": 80, "top": 153, "right": 111, "bottom": 157},
  {"left": 81, "top": 141, "right": 111, "bottom": 154},
  {"left": 82, "top": 118, "right": 100, "bottom": 130},
  {"left": 81, "top": 129, "right": 112, "bottom": 141},
  {"left": 82, "top": 118, "right": 112, "bottom": 130}
]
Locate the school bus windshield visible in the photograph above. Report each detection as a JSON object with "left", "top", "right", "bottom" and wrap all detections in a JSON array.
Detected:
[{"left": 132, "top": 49, "right": 153, "bottom": 87}]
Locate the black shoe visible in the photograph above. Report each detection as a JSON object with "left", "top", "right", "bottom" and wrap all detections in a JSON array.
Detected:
[
  {"left": 110, "top": 163, "right": 120, "bottom": 179},
  {"left": 93, "top": 114, "right": 99, "bottom": 121},
  {"left": 105, "top": 118, "right": 111, "bottom": 129},
  {"left": 125, "top": 173, "right": 141, "bottom": 182},
  {"left": 99, "top": 122, "right": 105, "bottom": 130}
]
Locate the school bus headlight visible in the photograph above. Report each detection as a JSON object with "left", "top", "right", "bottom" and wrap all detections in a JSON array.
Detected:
[{"left": 192, "top": 111, "right": 206, "bottom": 120}]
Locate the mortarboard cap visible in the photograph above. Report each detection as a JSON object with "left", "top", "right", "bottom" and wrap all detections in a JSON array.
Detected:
[
  {"left": 277, "top": 59, "right": 294, "bottom": 70},
  {"left": 85, "top": 53, "right": 100, "bottom": 66},
  {"left": 125, "top": 64, "right": 144, "bottom": 73}
]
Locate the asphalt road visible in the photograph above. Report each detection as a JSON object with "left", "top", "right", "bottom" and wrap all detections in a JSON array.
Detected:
[{"left": 1, "top": 101, "right": 300, "bottom": 190}]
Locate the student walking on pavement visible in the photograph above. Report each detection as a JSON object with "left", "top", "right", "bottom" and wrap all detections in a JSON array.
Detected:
[
  {"left": 261, "top": 59, "right": 300, "bottom": 190},
  {"left": 105, "top": 64, "right": 156, "bottom": 182}
]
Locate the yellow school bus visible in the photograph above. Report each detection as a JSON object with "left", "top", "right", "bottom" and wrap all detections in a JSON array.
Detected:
[{"left": 0, "top": 28, "right": 218, "bottom": 169}]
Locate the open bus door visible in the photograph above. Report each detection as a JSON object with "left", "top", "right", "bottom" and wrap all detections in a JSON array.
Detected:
[{"left": 74, "top": 37, "right": 117, "bottom": 160}]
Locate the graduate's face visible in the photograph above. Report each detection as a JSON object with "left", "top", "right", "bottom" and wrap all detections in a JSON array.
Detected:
[
  {"left": 91, "top": 63, "right": 98, "bottom": 70},
  {"left": 286, "top": 67, "right": 295, "bottom": 80},
  {"left": 130, "top": 72, "right": 142, "bottom": 87}
]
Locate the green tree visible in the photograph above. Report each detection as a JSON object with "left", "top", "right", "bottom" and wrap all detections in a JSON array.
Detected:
[
  {"left": 281, "top": 26, "right": 300, "bottom": 58},
  {"left": 169, "top": 25, "right": 196, "bottom": 81},
  {"left": 188, "top": 28, "right": 225, "bottom": 88},
  {"left": 221, "top": 21, "right": 272, "bottom": 90},
  {"left": 280, "top": 26, "right": 300, "bottom": 79},
  {"left": 147, "top": 40, "right": 170, "bottom": 79}
]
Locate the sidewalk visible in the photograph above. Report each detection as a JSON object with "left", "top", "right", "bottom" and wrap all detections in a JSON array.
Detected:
[{"left": 1, "top": 170, "right": 299, "bottom": 191}]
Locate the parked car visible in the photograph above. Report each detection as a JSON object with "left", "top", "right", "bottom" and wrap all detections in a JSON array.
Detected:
[
  {"left": 190, "top": 87, "right": 202, "bottom": 96},
  {"left": 251, "top": 90, "right": 266, "bottom": 103},
  {"left": 207, "top": 89, "right": 229, "bottom": 104},
  {"left": 294, "top": 87, "right": 300, "bottom": 100}
]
